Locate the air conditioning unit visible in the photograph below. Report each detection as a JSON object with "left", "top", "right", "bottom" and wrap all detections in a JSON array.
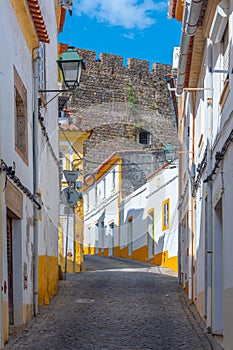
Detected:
[{"left": 209, "top": 0, "right": 228, "bottom": 43}]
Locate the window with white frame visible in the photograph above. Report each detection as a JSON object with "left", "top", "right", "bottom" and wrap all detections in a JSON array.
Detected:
[
  {"left": 59, "top": 150, "right": 66, "bottom": 182},
  {"left": 162, "top": 199, "right": 170, "bottom": 231},
  {"left": 103, "top": 178, "right": 106, "bottom": 198},
  {"left": 95, "top": 184, "right": 98, "bottom": 204},
  {"left": 86, "top": 192, "right": 89, "bottom": 211},
  {"left": 112, "top": 169, "right": 116, "bottom": 189},
  {"left": 221, "top": 23, "right": 229, "bottom": 85},
  {"left": 209, "top": 0, "right": 229, "bottom": 91},
  {"left": 14, "top": 67, "right": 28, "bottom": 164}
]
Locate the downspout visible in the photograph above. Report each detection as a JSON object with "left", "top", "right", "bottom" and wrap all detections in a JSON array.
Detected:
[
  {"left": 191, "top": 92, "right": 196, "bottom": 302},
  {"left": 188, "top": 92, "right": 195, "bottom": 301},
  {"left": 176, "top": 0, "right": 203, "bottom": 294},
  {"left": 33, "top": 53, "right": 39, "bottom": 316},
  {"left": 176, "top": 0, "right": 203, "bottom": 95},
  {"left": 206, "top": 40, "right": 213, "bottom": 332},
  {"left": 117, "top": 159, "right": 122, "bottom": 256},
  {"left": 178, "top": 94, "right": 184, "bottom": 286}
]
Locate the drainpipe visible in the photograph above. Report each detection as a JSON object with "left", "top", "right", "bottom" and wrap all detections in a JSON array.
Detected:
[
  {"left": 176, "top": 0, "right": 203, "bottom": 94},
  {"left": 206, "top": 40, "right": 213, "bottom": 332},
  {"left": 191, "top": 92, "right": 195, "bottom": 303},
  {"left": 33, "top": 54, "right": 39, "bottom": 316}
]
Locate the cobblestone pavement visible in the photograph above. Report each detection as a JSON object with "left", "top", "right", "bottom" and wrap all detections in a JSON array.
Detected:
[{"left": 5, "top": 256, "right": 222, "bottom": 350}]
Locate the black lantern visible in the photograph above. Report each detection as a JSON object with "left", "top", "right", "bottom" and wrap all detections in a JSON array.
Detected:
[{"left": 57, "top": 46, "right": 86, "bottom": 90}]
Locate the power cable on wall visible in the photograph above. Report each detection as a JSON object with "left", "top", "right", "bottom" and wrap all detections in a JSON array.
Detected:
[
  {"left": 59, "top": 126, "right": 83, "bottom": 162},
  {"left": 59, "top": 127, "right": 167, "bottom": 169},
  {"left": 38, "top": 115, "right": 60, "bottom": 168},
  {"left": 204, "top": 128, "right": 233, "bottom": 184},
  {"left": 0, "top": 159, "right": 41, "bottom": 209}
]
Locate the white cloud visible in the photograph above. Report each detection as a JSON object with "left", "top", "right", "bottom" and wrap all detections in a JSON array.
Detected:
[
  {"left": 122, "top": 32, "right": 135, "bottom": 39},
  {"left": 74, "top": 0, "right": 167, "bottom": 29}
]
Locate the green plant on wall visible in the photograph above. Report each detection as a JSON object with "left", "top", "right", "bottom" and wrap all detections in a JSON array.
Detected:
[{"left": 127, "top": 83, "right": 137, "bottom": 113}]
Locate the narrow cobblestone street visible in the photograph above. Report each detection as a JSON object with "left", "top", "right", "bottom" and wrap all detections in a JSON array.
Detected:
[{"left": 5, "top": 256, "right": 222, "bottom": 350}]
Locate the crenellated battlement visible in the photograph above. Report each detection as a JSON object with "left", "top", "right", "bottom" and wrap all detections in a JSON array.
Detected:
[
  {"left": 75, "top": 48, "right": 164, "bottom": 74},
  {"left": 68, "top": 47, "right": 172, "bottom": 117}
]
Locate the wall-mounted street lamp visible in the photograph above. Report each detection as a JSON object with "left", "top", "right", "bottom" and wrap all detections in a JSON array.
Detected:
[
  {"left": 57, "top": 46, "right": 86, "bottom": 90},
  {"left": 163, "top": 143, "right": 176, "bottom": 163},
  {"left": 40, "top": 46, "right": 86, "bottom": 93}
]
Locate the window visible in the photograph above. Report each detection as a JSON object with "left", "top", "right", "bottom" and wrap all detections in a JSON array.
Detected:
[
  {"left": 59, "top": 150, "right": 66, "bottom": 182},
  {"left": 162, "top": 199, "right": 170, "bottom": 231},
  {"left": 219, "top": 22, "right": 230, "bottom": 109},
  {"left": 95, "top": 184, "right": 98, "bottom": 204},
  {"left": 14, "top": 67, "right": 28, "bottom": 164},
  {"left": 103, "top": 178, "right": 106, "bottom": 198},
  {"left": 86, "top": 192, "right": 89, "bottom": 211},
  {"left": 147, "top": 209, "right": 155, "bottom": 258},
  {"left": 109, "top": 221, "right": 114, "bottom": 256},
  {"left": 139, "top": 131, "right": 151, "bottom": 145},
  {"left": 221, "top": 23, "right": 229, "bottom": 84},
  {"left": 209, "top": 1, "right": 229, "bottom": 109},
  {"left": 112, "top": 169, "right": 116, "bottom": 189},
  {"left": 127, "top": 216, "right": 133, "bottom": 256},
  {"left": 100, "top": 220, "right": 104, "bottom": 253}
]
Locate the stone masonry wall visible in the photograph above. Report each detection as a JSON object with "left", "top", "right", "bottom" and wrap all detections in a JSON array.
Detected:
[{"left": 62, "top": 48, "right": 177, "bottom": 179}]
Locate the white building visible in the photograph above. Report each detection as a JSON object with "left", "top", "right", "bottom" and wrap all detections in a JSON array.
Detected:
[
  {"left": 168, "top": 1, "right": 233, "bottom": 348},
  {"left": 0, "top": 1, "right": 63, "bottom": 346},
  {"left": 84, "top": 153, "right": 179, "bottom": 272}
]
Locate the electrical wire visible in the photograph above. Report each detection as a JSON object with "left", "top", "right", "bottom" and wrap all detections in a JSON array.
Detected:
[
  {"left": 59, "top": 126, "right": 83, "bottom": 161},
  {"left": 59, "top": 123, "right": 168, "bottom": 168},
  {"left": 0, "top": 159, "right": 41, "bottom": 209}
]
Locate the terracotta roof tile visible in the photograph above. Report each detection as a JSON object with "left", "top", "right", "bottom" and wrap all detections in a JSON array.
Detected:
[
  {"left": 28, "top": 0, "right": 50, "bottom": 43},
  {"left": 59, "top": 43, "right": 68, "bottom": 54},
  {"left": 59, "top": 7, "right": 66, "bottom": 33}
]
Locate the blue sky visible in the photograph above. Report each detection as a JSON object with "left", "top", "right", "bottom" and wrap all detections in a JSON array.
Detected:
[{"left": 58, "top": 0, "right": 181, "bottom": 67}]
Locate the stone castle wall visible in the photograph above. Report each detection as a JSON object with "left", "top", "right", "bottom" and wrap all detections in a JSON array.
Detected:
[{"left": 62, "top": 48, "right": 177, "bottom": 178}]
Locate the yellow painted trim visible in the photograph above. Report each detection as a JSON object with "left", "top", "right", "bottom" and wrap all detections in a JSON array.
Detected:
[
  {"left": 89, "top": 247, "right": 96, "bottom": 255},
  {"left": 97, "top": 248, "right": 109, "bottom": 257},
  {"left": 119, "top": 246, "right": 128, "bottom": 258},
  {"left": 147, "top": 208, "right": 155, "bottom": 236},
  {"left": 59, "top": 130, "right": 91, "bottom": 143},
  {"left": 162, "top": 198, "right": 170, "bottom": 231},
  {"left": 84, "top": 246, "right": 96, "bottom": 255},
  {"left": 38, "top": 255, "right": 58, "bottom": 306},
  {"left": 132, "top": 245, "right": 148, "bottom": 262},
  {"left": 148, "top": 208, "right": 154, "bottom": 215},
  {"left": 112, "top": 241, "right": 178, "bottom": 273},
  {"left": 10, "top": 0, "right": 39, "bottom": 51},
  {"left": 83, "top": 154, "right": 122, "bottom": 190}
]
